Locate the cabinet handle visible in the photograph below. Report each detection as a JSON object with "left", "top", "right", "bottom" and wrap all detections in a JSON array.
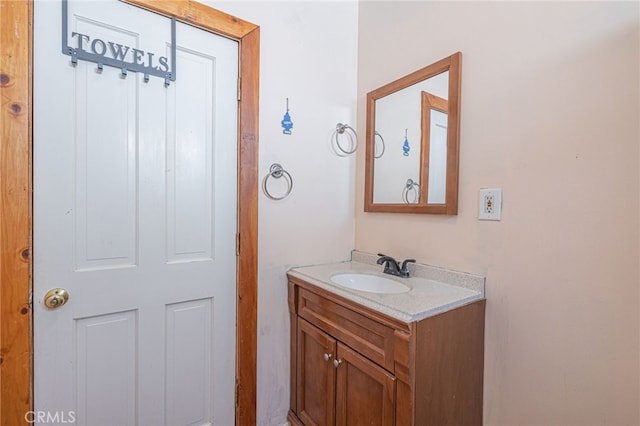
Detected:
[
  {"left": 333, "top": 359, "right": 343, "bottom": 368},
  {"left": 323, "top": 353, "right": 332, "bottom": 362}
]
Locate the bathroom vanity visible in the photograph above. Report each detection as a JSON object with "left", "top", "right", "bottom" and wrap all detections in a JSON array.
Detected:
[{"left": 286, "top": 253, "right": 485, "bottom": 426}]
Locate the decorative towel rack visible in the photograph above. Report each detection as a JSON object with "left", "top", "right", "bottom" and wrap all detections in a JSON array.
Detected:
[
  {"left": 331, "top": 123, "right": 358, "bottom": 156},
  {"left": 402, "top": 178, "right": 420, "bottom": 204},
  {"left": 374, "top": 130, "right": 385, "bottom": 159},
  {"left": 262, "top": 163, "right": 293, "bottom": 201}
]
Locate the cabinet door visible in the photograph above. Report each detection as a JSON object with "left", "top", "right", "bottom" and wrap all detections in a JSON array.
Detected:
[
  {"left": 297, "top": 319, "right": 337, "bottom": 426},
  {"left": 335, "top": 342, "right": 396, "bottom": 426}
]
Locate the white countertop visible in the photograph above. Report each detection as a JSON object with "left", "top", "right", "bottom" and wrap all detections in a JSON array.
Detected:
[{"left": 288, "top": 258, "right": 485, "bottom": 323}]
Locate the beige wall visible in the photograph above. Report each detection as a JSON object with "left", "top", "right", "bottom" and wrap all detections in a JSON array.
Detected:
[
  {"left": 209, "top": 2, "right": 358, "bottom": 424},
  {"left": 356, "top": 2, "right": 639, "bottom": 424}
]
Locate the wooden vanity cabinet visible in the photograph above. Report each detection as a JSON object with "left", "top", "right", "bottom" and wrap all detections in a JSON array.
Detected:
[
  {"left": 295, "top": 319, "right": 395, "bottom": 426},
  {"left": 287, "top": 275, "right": 485, "bottom": 426},
  {"left": 295, "top": 318, "right": 336, "bottom": 425},
  {"left": 334, "top": 341, "right": 396, "bottom": 426}
]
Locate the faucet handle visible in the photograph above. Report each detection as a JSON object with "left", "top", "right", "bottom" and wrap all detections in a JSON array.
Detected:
[
  {"left": 400, "top": 259, "right": 416, "bottom": 276},
  {"left": 376, "top": 253, "right": 393, "bottom": 265}
]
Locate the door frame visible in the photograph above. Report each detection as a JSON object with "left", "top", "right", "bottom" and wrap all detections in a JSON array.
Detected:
[{"left": 0, "top": 1, "right": 259, "bottom": 425}]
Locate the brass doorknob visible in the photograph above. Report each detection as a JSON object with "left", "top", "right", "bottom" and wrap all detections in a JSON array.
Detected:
[{"left": 44, "top": 288, "right": 69, "bottom": 310}]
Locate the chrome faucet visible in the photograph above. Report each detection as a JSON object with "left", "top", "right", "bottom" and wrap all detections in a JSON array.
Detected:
[{"left": 376, "top": 254, "right": 416, "bottom": 278}]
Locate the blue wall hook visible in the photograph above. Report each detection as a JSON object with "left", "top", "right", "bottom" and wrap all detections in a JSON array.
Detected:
[
  {"left": 281, "top": 98, "right": 293, "bottom": 135},
  {"left": 402, "top": 129, "right": 410, "bottom": 156}
]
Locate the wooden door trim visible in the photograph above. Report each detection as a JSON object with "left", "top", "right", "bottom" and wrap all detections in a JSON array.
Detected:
[
  {"left": 0, "top": 2, "right": 33, "bottom": 425},
  {"left": 0, "top": 1, "right": 259, "bottom": 425}
]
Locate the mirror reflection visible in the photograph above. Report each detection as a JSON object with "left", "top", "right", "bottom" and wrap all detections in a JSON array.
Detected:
[
  {"left": 372, "top": 72, "right": 448, "bottom": 204},
  {"left": 423, "top": 91, "right": 448, "bottom": 204},
  {"left": 365, "top": 52, "right": 461, "bottom": 215}
]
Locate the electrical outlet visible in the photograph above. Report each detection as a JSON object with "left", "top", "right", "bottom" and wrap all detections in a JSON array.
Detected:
[
  {"left": 484, "top": 194, "right": 495, "bottom": 214},
  {"left": 479, "top": 188, "right": 502, "bottom": 221}
]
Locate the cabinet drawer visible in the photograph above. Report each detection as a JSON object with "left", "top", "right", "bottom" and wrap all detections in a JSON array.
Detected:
[{"left": 298, "top": 287, "right": 395, "bottom": 371}]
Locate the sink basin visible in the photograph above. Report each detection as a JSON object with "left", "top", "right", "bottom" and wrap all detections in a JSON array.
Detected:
[{"left": 330, "top": 273, "right": 411, "bottom": 294}]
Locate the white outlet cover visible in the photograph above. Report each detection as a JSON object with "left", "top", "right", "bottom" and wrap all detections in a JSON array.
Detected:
[{"left": 479, "top": 188, "right": 502, "bottom": 221}]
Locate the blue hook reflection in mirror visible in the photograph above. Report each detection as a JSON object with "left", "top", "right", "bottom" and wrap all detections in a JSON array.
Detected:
[{"left": 402, "top": 128, "right": 410, "bottom": 156}]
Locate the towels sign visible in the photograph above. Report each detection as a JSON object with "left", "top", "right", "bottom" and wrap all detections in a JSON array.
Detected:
[{"left": 61, "top": 0, "right": 177, "bottom": 86}]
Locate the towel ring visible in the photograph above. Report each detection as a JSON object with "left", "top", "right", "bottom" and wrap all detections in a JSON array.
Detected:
[
  {"left": 262, "top": 163, "right": 293, "bottom": 201},
  {"left": 374, "top": 131, "right": 385, "bottom": 159},
  {"left": 402, "top": 178, "right": 420, "bottom": 204},
  {"left": 332, "top": 123, "right": 358, "bottom": 156}
]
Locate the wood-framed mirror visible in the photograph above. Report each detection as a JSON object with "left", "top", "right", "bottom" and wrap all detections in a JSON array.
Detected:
[{"left": 365, "top": 52, "right": 461, "bottom": 214}]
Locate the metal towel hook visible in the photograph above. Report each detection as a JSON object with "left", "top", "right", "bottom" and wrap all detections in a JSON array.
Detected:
[
  {"left": 331, "top": 123, "right": 358, "bottom": 156},
  {"left": 402, "top": 178, "right": 420, "bottom": 204},
  {"left": 374, "top": 130, "right": 385, "bottom": 159},
  {"left": 262, "top": 163, "right": 293, "bottom": 201}
]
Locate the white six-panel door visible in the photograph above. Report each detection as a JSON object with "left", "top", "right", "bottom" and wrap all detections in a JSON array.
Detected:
[{"left": 34, "top": 1, "right": 239, "bottom": 424}]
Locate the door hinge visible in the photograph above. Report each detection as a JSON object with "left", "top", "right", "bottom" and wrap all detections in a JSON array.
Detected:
[
  {"left": 237, "top": 78, "right": 241, "bottom": 101},
  {"left": 236, "top": 233, "right": 240, "bottom": 256}
]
